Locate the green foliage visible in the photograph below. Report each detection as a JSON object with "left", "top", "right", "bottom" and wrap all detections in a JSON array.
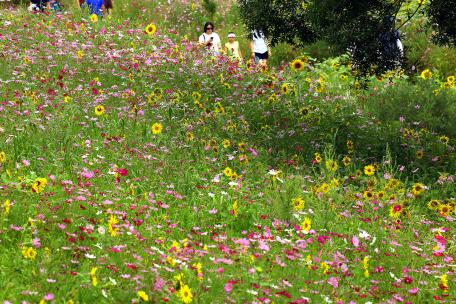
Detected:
[
  {"left": 308, "top": 0, "right": 407, "bottom": 76},
  {"left": 202, "top": 0, "right": 217, "bottom": 19},
  {"left": 237, "top": 0, "right": 456, "bottom": 76},
  {"left": 362, "top": 75, "right": 456, "bottom": 137},
  {"left": 0, "top": 4, "right": 455, "bottom": 303},
  {"left": 402, "top": 17, "right": 456, "bottom": 77}
]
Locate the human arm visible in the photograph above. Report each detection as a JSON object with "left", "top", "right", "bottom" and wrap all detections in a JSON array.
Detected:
[
  {"left": 199, "top": 34, "right": 211, "bottom": 46},
  {"left": 249, "top": 40, "right": 255, "bottom": 59},
  {"left": 214, "top": 34, "right": 222, "bottom": 51}
]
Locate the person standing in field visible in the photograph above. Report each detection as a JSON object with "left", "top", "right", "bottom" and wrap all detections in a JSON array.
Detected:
[
  {"left": 224, "top": 32, "right": 243, "bottom": 63},
  {"left": 250, "top": 29, "right": 270, "bottom": 67},
  {"left": 78, "top": 0, "right": 106, "bottom": 16},
  {"left": 198, "top": 22, "right": 222, "bottom": 56}
]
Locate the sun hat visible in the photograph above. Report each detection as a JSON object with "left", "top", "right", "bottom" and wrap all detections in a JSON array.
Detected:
[{"left": 227, "top": 33, "right": 236, "bottom": 38}]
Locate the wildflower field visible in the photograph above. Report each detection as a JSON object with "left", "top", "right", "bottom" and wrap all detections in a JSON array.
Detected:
[{"left": 0, "top": 1, "right": 455, "bottom": 303}]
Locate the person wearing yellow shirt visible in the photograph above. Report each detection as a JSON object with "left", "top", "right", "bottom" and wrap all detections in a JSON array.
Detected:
[{"left": 224, "top": 32, "right": 243, "bottom": 63}]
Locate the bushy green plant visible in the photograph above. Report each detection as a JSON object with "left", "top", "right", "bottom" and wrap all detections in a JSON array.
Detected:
[{"left": 202, "top": 0, "right": 217, "bottom": 20}]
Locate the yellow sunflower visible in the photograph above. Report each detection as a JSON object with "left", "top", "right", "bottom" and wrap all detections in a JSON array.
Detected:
[
  {"left": 178, "top": 284, "right": 193, "bottom": 304},
  {"left": 411, "top": 183, "right": 425, "bottom": 196},
  {"left": 427, "top": 199, "right": 440, "bottom": 210},
  {"left": 137, "top": 291, "right": 149, "bottom": 302},
  {"left": 145, "top": 23, "right": 157, "bottom": 35},
  {"left": 151, "top": 122, "right": 163, "bottom": 134},
  {"left": 389, "top": 204, "right": 403, "bottom": 218},
  {"left": 325, "top": 160, "right": 338, "bottom": 172},
  {"left": 291, "top": 196, "right": 305, "bottom": 211},
  {"left": 290, "top": 59, "right": 305, "bottom": 71},
  {"left": 90, "top": 14, "right": 98, "bottom": 23},
  {"left": 223, "top": 167, "right": 233, "bottom": 177},
  {"left": 314, "top": 152, "right": 322, "bottom": 164},
  {"left": 95, "top": 105, "right": 105, "bottom": 116},
  {"left": 267, "top": 93, "right": 277, "bottom": 103},
  {"left": 415, "top": 150, "right": 424, "bottom": 159},
  {"left": 364, "top": 165, "right": 375, "bottom": 176},
  {"left": 186, "top": 132, "right": 194, "bottom": 141},
  {"left": 439, "top": 135, "right": 449, "bottom": 145},
  {"left": 281, "top": 83, "right": 290, "bottom": 95},
  {"left": 0, "top": 151, "right": 6, "bottom": 163},
  {"left": 301, "top": 217, "right": 312, "bottom": 232},
  {"left": 222, "top": 139, "right": 231, "bottom": 149},
  {"left": 299, "top": 106, "right": 311, "bottom": 118},
  {"left": 439, "top": 204, "right": 451, "bottom": 216},
  {"left": 420, "top": 69, "right": 432, "bottom": 80},
  {"left": 447, "top": 75, "right": 455, "bottom": 84}
]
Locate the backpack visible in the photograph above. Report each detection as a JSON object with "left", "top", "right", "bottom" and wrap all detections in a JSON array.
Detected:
[{"left": 379, "top": 29, "right": 401, "bottom": 58}]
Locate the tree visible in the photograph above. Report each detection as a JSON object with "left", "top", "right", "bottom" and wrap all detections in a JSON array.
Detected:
[
  {"left": 237, "top": 0, "right": 317, "bottom": 46},
  {"left": 307, "top": 0, "right": 408, "bottom": 75},
  {"left": 427, "top": 0, "right": 456, "bottom": 46},
  {"left": 237, "top": 0, "right": 455, "bottom": 76}
]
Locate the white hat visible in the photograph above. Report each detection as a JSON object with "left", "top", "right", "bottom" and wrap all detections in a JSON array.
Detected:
[{"left": 227, "top": 33, "right": 236, "bottom": 38}]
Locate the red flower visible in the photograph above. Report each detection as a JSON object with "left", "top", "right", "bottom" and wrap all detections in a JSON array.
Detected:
[
  {"left": 275, "top": 291, "right": 291, "bottom": 298},
  {"left": 403, "top": 276, "right": 413, "bottom": 284},
  {"left": 116, "top": 168, "right": 128, "bottom": 176}
]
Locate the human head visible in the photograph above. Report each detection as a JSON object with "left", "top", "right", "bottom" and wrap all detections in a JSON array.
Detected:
[
  {"left": 383, "top": 16, "right": 395, "bottom": 30},
  {"left": 104, "top": 0, "right": 113, "bottom": 9},
  {"left": 252, "top": 29, "right": 264, "bottom": 39},
  {"left": 204, "top": 22, "right": 214, "bottom": 34},
  {"left": 227, "top": 32, "right": 236, "bottom": 42}
]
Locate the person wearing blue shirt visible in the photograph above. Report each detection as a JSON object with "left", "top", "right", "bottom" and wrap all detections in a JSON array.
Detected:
[{"left": 85, "top": 0, "right": 105, "bottom": 16}]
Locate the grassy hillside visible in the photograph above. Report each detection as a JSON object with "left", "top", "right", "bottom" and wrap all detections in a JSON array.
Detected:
[{"left": 0, "top": 3, "right": 455, "bottom": 303}]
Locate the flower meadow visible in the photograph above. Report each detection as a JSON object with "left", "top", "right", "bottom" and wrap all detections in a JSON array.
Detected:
[{"left": 0, "top": 3, "right": 455, "bottom": 304}]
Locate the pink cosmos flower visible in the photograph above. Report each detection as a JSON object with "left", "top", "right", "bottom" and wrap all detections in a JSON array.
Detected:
[
  {"left": 32, "top": 238, "right": 41, "bottom": 249},
  {"left": 154, "top": 276, "right": 165, "bottom": 291},
  {"left": 327, "top": 277, "right": 339, "bottom": 289},
  {"left": 224, "top": 282, "right": 233, "bottom": 293},
  {"left": 351, "top": 235, "right": 360, "bottom": 247},
  {"left": 81, "top": 168, "right": 94, "bottom": 179}
]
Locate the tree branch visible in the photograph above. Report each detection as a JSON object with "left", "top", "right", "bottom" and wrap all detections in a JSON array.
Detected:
[{"left": 395, "top": 2, "right": 424, "bottom": 31}]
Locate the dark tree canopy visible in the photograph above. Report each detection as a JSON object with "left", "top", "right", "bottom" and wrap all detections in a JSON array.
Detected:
[
  {"left": 237, "top": 0, "right": 317, "bottom": 46},
  {"left": 428, "top": 0, "right": 456, "bottom": 46},
  {"left": 238, "top": 0, "right": 456, "bottom": 76},
  {"left": 307, "top": 0, "right": 405, "bottom": 75}
]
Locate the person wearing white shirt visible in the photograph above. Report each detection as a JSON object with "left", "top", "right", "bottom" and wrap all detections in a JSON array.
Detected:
[
  {"left": 198, "top": 22, "right": 222, "bottom": 56},
  {"left": 250, "top": 29, "right": 271, "bottom": 67}
]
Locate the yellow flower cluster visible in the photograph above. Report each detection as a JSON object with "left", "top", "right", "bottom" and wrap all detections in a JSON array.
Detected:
[
  {"left": 291, "top": 196, "right": 305, "bottom": 211},
  {"left": 22, "top": 246, "right": 37, "bottom": 259},
  {"left": 31, "top": 177, "right": 47, "bottom": 194},
  {"left": 108, "top": 215, "right": 119, "bottom": 236}
]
